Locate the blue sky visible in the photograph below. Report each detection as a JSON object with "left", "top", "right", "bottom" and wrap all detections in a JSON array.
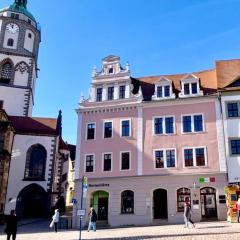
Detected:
[{"left": 1, "top": 0, "right": 240, "bottom": 144}]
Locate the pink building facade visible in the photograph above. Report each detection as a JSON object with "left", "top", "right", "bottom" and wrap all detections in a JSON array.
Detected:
[{"left": 73, "top": 56, "right": 234, "bottom": 227}]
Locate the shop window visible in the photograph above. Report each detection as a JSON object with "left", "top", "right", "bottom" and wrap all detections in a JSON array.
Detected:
[
  {"left": 121, "top": 190, "right": 134, "bottom": 214},
  {"left": 177, "top": 188, "right": 191, "bottom": 212}
]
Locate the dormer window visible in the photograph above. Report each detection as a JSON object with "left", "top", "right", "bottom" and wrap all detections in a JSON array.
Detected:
[
  {"left": 179, "top": 74, "right": 203, "bottom": 98},
  {"left": 11, "top": 13, "right": 19, "bottom": 19},
  {"left": 153, "top": 77, "right": 175, "bottom": 100}
]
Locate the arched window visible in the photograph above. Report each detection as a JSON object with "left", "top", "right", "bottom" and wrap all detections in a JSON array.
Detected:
[
  {"left": 7, "top": 38, "right": 14, "bottom": 47},
  {"left": 121, "top": 190, "right": 134, "bottom": 214},
  {"left": 177, "top": 188, "right": 191, "bottom": 212},
  {"left": 24, "top": 144, "right": 47, "bottom": 180},
  {"left": 0, "top": 62, "right": 13, "bottom": 84}
]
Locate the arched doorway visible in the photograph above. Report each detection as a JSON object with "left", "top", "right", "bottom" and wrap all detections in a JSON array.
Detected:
[
  {"left": 90, "top": 191, "right": 109, "bottom": 221},
  {"left": 16, "top": 184, "right": 49, "bottom": 218},
  {"left": 153, "top": 188, "right": 168, "bottom": 219},
  {"left": 200, "top": 187, "right": 217, "bottom": 219}
]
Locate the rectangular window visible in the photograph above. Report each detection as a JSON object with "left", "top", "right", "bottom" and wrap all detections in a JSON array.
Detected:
[
  {"left": 164, "top": 85, "right": 170, "bottom": 97},
  {"left": 227, "top": 103, "right": 239, "bottom": 117},
  {"left": 121, "top": 152, "right": 130, "bottom": 170},
  {"left": 183, "top": 116, "right": 192, "bottom": 133},
  {"left": 155, "top": 150, "right": 164, "bottom": 168},
  {"left": 87, "top": 123, "right": 95, "bottom": 140},
  {"left": 184, "top": 84, "right": 190, "bottom": 95},
  {"left": 107, "top": 86, "right": 114, "bottom": 100},
  {"left": 157, "top": 86, "right": 163, "bottom": 98},
  {"left": 166, "top": 150, "right": 175, "bottom": 167},
  {"left": 85, "top": 155, "right": 94, "bottom": 172},
  {"left": 96, "top": 88, "right": 102, "bottom": 102},
  {"left": 196, "top": 148, "right": 205, "bottom": 166},
  {"left": 154, "top": 118, "right": 163, "bottom": 134},
  {"left": 121, "top": 120, "right": 130, "bottom": 137},
  {"left": 0, "top": 101, "right": 3, "bottom": 109},
  {"left": 194, "top": 115, "right": 203, "bottom": 132},
  {"left": 104, "top": 121, "right": 112, "bottom": 138},
  {"left": 191, "top": 83, "right": 197, "bottom": 94},
  {"left": 230, "top": 139, "right": 240, "bottom": 155},
  {"left": 119, "top": 85, "right": 126, "bottom": 99},
  {"left": 165, "top": 117, "right": 174, "bottom": 134},
  {"left": 184, "top": 149, "right": 193, "bottom": 167},
  {"left": 103, "top": 153, "right": 112, "bottom": 171}
]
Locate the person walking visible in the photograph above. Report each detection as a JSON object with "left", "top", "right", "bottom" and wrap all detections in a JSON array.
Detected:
[
  {"left": 5, "top": 210, "right": 17, "bottom": 240},
  {"left": 236, "top": 197, "right": 240, "bottom": 223},
  {"left": 183, "top": 201, "right": 195, "bottom": 228},
  {"left": 52, "top": 209, "right": 60, "bottom": 233},
  {"left": 87, "top": 207, "right": 97, "bottom": 232}
]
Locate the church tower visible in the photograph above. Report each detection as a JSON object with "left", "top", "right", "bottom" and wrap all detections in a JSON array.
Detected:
[{"left": 0, "top": 0, "right": 41, "bottom": 116}]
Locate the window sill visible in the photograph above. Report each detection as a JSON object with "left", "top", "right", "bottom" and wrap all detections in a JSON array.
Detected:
[
  {"left": 181, "top": 131, "right": 205, "bottom": 135},
  {"left": 22, "top": 178, "right": 46, "bottom": 181},
  {"left": 183, "top": 166, "right": 208, "bottom": 169},
  {"left": 120, "top": 213, "right": 134, "bottom": 215},
  {"left": 154, "top": 133, "right": 176, "bottom": 136}
]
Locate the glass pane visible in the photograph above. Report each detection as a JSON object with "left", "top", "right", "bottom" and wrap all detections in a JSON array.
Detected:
[
  {"left": 122, "top": 120, "right": 130, "bottom": 137},
  {"left": 183, "top": 116, "right": 192, "bottom": 133},
  {"left": 165, "top": 117, "right": 174, "bottom": 134},
  {"left": 227, "top": 103, "right": 239, "bottom": 117},
  {"left": 164, "top": 85, "right": 170, "bottom": 97},
  {"left": 231, "top": 140, "right": 240, "bottom": 155},
  {"left": 154, "top": 118, "right": 163, "bottom": 134},
  {"left": 192, "top": 83, "right": 197, "bottom": 94},
  {"left": 196, "top": 148, "right": 205, "bottom": 166},
  {"left": 166, "top": 150, "right": 175, "bottom": 167},
  {"left": 184, "top": 84, "right": 190, "bottom": 95},
  {"left": 184, "top": 149, "right": 193, "bottom": 166},
  {"left": 194, "top": 115, "right": 203, "bottom": 132},
  {"left": 157, "top": 86, "right": 162, "bottom": 98},
  {"left": 155, "top": 150, "right": 164, "bottom": 168}
]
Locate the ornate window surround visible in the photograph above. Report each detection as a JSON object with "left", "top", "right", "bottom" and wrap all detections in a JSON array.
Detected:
[{"left": 152, "top": 77, "right": 175, "bottom": 100}]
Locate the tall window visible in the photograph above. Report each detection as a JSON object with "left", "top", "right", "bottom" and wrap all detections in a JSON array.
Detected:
[
  {"left": 104, "top": 121, "right": 112, "bottom": 138},
  {"left": 103, "top": 153, "right": 112, "bottom": 171},
  {"left": 184, "top": 84, "right": 190, "bottom": 95},
  {"left": 154, "top": 118, "right": 163, "bottom": 134},
  {"left": 107, "top": 86, "right": 114, "bottom": 100},
  {"left": 119, "top": 85, "right": 126, "bottom": 99},
  {"left": 157, "top": 86, "right": 162, "bottom": 98},
  {"left": 121, "top": 120, "right": 130, "bottom": 137},
  {"left": 154, "top": 116, "right": 174, "bottom": 135},
  {"left": 121, "top": 190, "right": 134, "bottom": 214},
  {"left": 191, "top": 83, "right": 197, "bottom": 94},
  {"left": 0, "top": 62, "right": 13, "bottom": 84},
  {"left": 227, "top": 103, "right": 239, "bottom": 117},
  {"left": 165, "top": 117, "right": 174, "bottom": 134},
  {"left": 177, "top": 188, "right": 191, "bottom": 212},
  {"left": 121, "top": 152, "right": 130, "bottom": 170},
  {"left": 85, "top": 155, "right": 94, "bottom": 172},
  {"left": 96, "top": 88, "right": 102, "bottom": 102},
  {"left": 230, "top": 139, "right": 240, "bottom": 155},
  {"left": 164, "top": 85, "right": 170, "bottom": 97},
  {"left": 182, "top": 114, "right": 204, "bottom": 133},
  {"left": 86, "top": 123, "right": 95, "bottom": 140},
  {"left": 154, "top": 149, "right": 176, "bottom": 168},
  {"left": 24, "top": 144, "right": 47, "bottom": 180},
  {"left": 7, "top": 38, "right": 14, "bottom": 47},
  {"left": 184, "top": 147, "right": 206, "bottom": 167}
]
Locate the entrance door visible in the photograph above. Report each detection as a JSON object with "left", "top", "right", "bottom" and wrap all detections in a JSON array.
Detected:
[
  {"left": 92, "top": 191, "right": 109, "bottom": 221},
  {"left": 153, "top": 189, "right": 168, "bottom": 219},
  {"left": 200, "top": 187, "right": 217, "bottom": 218}
]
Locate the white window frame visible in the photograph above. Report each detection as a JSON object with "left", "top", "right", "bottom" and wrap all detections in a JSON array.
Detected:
[
  {"left": 84, "top": 154, "right": 95, "bottom": 173},
  {"left": 85, "top": 122, "right": 96, "bottom": 141},
  {"left": 153, "top": 115, "right": 176, "bottom": 135},
  {"left": 102, "top": 152, "right": 113, "bottom": 172},
  {"left": 120, "top": 151, "right": 131, "bottom": 171},
  {"left": 120, "top": 118, "right": 132, "bottom": 137},
  {"left": 181, "top": 113, "right": 205, "bottom": 134},
  {"left": 153, "top": 148, "right": 177, "bottom": 169},
  {"left": 183, "top": 146, "right": 207, "bottom": 167},
  {"left": 152, "top": 77, "right": 175, "bottom": 100},
  {"left": 103, "top": 120, "right": 113, "bottom": 139},
  {"left": 179, "top": 74, "right": 203, "bottom": 98}
]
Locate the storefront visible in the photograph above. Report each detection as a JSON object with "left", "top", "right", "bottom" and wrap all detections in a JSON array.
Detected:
[{"left": 73, "top": 173, "right": 227, "bottom": 227}]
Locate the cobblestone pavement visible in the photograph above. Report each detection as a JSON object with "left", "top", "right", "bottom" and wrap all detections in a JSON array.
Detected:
[{"left": 1, "top": 220, "right": 240, "bottom": 240}]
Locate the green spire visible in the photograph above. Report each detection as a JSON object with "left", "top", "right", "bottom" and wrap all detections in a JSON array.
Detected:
[{"left": 15, "top": 0, "right": 27, "bottom": 9}]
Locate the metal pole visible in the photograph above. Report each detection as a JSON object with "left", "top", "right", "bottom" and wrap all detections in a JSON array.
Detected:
[{"left": 79, "top": 176, "right": 84, "bottom": 240}]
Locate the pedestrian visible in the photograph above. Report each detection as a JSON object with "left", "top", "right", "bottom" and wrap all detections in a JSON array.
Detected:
[
  {"left": 183, "top": 201, "right": 195, "bottom": 228},
  {"left": 236, "top": 197, "right": 240, "bottom": 223},
  {"left": 52, "top": 209, "right": 60, "bottom": 233},
  {"left": 5, "top": 209, "right": 17, "bottom": 240},
  {"left": 87, "top": 206, "right": 97, "bottom": 232}
]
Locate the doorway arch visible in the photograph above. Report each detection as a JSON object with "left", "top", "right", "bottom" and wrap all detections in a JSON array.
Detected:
[
  {"left": 153, "top": 188, "right": 168, "bottom": 219},
  {"left": 90, "top": 190, "right": 109, "bottom": 221},
  {"left": 16, "top": 184, "right": 49, "bottom": 218}
]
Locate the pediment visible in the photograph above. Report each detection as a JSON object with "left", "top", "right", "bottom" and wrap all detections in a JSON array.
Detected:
[
  {"left": 154, "top": 76, "right": 172, "bottom": 85},
  {"left": 181, "top": 74, "right": 199, "bottom": 82}
]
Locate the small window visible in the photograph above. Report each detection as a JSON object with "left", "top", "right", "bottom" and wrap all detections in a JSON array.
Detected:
[
  {"left": 85, "top": 155, "right": 94, "bottom": 172},
  {"left": 119, "top": 85, "right": 125, "bottom": 99},
  {"left": 155, "top": 150, "right": 164, "bottom": 168},
  {"left": 103, "top": 153, "right": 112, "bottom": 171},
  {"left": 164, "top": 85, "right": 170, "bottom": 97},
  {"left": 230, "top": 139, "right": 240, "bottom": 155},
  {"left": 177, "top": 188, "right": 191, "bottom": 212},
  {"left": 86, "top": 123, "right": 95, "bottom": 140},
  {"left": 154, "top": 118, "right": 163, "bottom": 134},
  {"left": 11, "top": 13, "right": 19, "bottom": 19},
  {"left": 121, "top": 120, "right": 130, "bottom": 137},
  {"left": 28, "top": 19, "right": 32, "bottom": 24},
  {"left": 184, "top": 84, "right": 190, "bottom": 95},
  {"left": 157, "top": 86, "right": 162, "bottom": 98},
  {"left": 104, "top": 122, "right": 112, "bottom": 138},
  {"left": 227, "top": 103, "right": 239, "bottom": 117},
  {"left": 108, "top": 68, "right": 113, "bottom": 74},
  {"left": 7, "top": 38, "right": 14, "bottom": 47},
  {"left": 121, "top": 152, "right": 130, "bottom": 170},
  {"left": 28, "top": 33, "right": 32, "bottom": 39},
  {"left": 107, "top": 86, "right": 114, "bottom": 100},
  {"left": 96, "top": 88, "right": 102, "bottom": 102},
  {"left": 121, "top": 190, "right": 134, "bottom": 214}
]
